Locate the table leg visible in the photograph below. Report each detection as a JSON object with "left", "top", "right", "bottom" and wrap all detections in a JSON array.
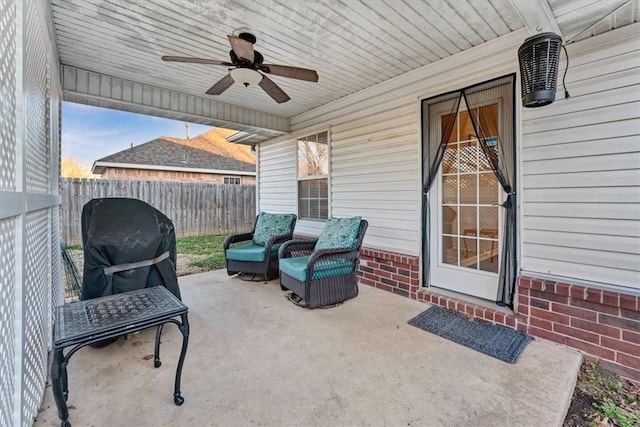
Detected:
[
  {"left": 154, "top": 324, "right": 164, "bottom": 368},
  {"left": 173, "top": 313, "right": 190, "bottom": 406},
  {"left": 51, "top": 349, "right": 71, "bottom": 427}
]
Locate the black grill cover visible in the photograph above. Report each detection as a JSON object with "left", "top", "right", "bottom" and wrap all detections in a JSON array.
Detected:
[{"left": 81, "top": 198, "right": 181, "bottom": 301}]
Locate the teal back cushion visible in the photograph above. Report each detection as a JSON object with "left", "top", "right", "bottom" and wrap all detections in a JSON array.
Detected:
[
  {"left": 315, "top": 216, "right": 362, "bottom": 250},
  {"left": 252, "top": 212, "right": 295, "bottom": 245}
]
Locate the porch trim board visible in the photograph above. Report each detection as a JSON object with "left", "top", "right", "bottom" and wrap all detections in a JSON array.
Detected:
[
  {"left": 357, "top": 246, "right": 640, "bottom": 382},
  {"left": 60, "top": 65, "right": 290, "bottom": 140}
]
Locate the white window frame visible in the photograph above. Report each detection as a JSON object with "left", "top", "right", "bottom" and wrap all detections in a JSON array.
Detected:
[{"left": 224, "top": 176, "right": 241, "bottom": 185}]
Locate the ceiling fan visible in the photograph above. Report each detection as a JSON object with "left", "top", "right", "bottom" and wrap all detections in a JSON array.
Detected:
[{"left": 162, "top": 32, "right": 319, "bottom": 103}]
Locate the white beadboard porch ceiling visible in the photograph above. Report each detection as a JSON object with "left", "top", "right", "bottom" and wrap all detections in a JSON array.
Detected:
[{"left": 50, "top": 0, "right": 638, "bottom": 139}]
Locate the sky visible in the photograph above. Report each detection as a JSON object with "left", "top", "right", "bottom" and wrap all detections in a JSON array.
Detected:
[{"left": 61, "top": 102, "right": 213, "bottom": 168}]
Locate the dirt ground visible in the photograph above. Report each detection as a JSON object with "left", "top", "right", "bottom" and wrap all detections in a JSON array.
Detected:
[
  {"left": 69, "top": 250, "right": 209, "bottom": 277},
  {"left": 563, "top": 360, "right": 639, "bottom": 426}
]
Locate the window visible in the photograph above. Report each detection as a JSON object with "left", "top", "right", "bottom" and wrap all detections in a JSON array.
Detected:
[
  {"left": 224, "top": 176, "right": 241, "bottom": 185},
  {"left": 297, "top": 131, "right": 329, "bottom": 220}
]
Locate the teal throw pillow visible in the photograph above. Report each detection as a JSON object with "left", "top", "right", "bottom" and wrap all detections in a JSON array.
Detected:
[
  {"left": 315, "top": 216, "right": 362, "bottom": 250},
  {"left": 252, "top": 212, "right": 295, "bottom": 245}
]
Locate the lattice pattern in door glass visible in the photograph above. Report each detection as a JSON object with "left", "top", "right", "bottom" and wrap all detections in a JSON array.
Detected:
[
  {"left": 24, "top": 0, "right": 50, "bottom": 194},
  {"left": 22, "top": 210, "right": 49, "bottom": 426},
  {"left": 0, "top": 218, "right": 16, "bottom": 427},
  {"left": 441, "top": 106, "right": 500, "bottom": 273},
  {"left": 0, "top": 0, "right": 16, "bottom": 191}
]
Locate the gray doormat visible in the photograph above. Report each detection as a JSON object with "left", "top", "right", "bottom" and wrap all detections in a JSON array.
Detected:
[{"left": 408, "top": 305, "right": 532, "bottom": 364}]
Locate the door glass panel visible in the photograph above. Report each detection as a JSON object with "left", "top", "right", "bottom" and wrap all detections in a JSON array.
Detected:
[
  {"left": 442, "top": 206, "right": 458, "bottom": 235},
  {"left": 459, "top": 206, "right": 477, "bottom": 235},
  {"left": 439, "top": 105, "right": 500, "bottom": 274},
  {"left": 461, "top": 237, "right": 477, "bottom": 269},
  {"left": 459, "top": 174, "right": 477, "bottom": 204},
  {"left": 479, "top": 173, "right": 498, "bottom": 204},
  {"left": 442, "top": 176, "right": 458, "bottom": 204},
  {"left": 442, "top": 236, "right": 458, "bottom": 265}
]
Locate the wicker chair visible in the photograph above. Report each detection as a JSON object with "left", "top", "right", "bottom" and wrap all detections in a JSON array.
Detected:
[
  {"left": 279, "top": 218, "right": 368, "bottom": 308},
  {"left": 224, "top": 212, "right": 297, "bottom": 281}
]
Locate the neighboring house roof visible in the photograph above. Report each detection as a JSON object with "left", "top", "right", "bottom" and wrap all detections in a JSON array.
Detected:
[{"left": 92, "top": 128, "right": 256, "bottom": 175}]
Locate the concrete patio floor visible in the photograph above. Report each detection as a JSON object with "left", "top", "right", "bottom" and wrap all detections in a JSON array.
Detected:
[{"left": 36, "top": 270, "right": 582, "bottom": 427}]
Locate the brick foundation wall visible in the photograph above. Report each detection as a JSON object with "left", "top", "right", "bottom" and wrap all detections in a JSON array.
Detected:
[
  {"left": 357, "top": 247, "right": 640, "bottom": 382},
  {"left": 518, "top": 276, "right": 639, "bottom": 382}
]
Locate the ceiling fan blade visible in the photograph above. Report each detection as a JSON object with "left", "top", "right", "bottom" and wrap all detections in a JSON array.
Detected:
[
  {"left": 258, "top": 75, "right": 290, "bottom": 103},
  {"left": 227, "top": 35, "right": 254, "bottom": 63},
  {"left": 162, "top": 56, "right": 231, "bottom": 66},
  {"left": 205, "top": 74, "right": 235, "bottom": 95},
  {"left": 260, "top": 64, "right": 319, "bottom": 82}
]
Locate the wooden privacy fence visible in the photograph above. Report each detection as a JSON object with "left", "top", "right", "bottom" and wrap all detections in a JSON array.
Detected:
[{"left": 60, "top": 178, "right": 256, "bottom": 245}]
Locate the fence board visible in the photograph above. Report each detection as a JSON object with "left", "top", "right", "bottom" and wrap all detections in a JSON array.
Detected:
[{"left": 60, "top": 178, "right": 256, "bottom": 245}]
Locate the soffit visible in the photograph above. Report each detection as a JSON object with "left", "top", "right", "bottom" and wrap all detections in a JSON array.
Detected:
[{"left": 50, "top": 0, "right": 637, "bottom": 133}]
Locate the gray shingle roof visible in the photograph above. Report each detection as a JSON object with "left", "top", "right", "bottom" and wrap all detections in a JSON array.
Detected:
[{"left": 92, "top": 128, "right": 256, "bottom": 174}]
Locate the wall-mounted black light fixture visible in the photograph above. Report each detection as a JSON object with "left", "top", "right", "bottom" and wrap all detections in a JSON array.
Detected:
[{"left": 518, "top": 32, "right": 564, "bottom": 108}]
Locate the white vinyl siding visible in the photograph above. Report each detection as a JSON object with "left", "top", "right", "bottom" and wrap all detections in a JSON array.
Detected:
[
  {"left": 257, "top": 138, "right": 297, "bottom": 217},
  {"left": 521, "top": 23, "right": 640, "bottom": 290},
  {"left": 258, "top": 29, "right": 527, "bottom": 255}
]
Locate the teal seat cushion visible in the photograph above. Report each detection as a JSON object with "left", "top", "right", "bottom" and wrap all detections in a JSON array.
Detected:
[
  {"left": 226, "top": 243, "right": 281, "bottom": 262},
  {"left": 252, "top": 212, "right": 296, "bottom": 245},
  {"left": 280, "top": 256, "right": 353, "bottom": 282},
  {"left": 315, "top": 216, "right": 362, "bottom": 250}
]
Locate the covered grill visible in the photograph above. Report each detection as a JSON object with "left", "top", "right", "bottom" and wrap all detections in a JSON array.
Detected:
[{"left": 81, "top": 198, "right": 181, "bottom": 301}]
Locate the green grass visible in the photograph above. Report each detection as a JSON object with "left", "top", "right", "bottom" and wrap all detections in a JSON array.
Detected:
[{"left": 176, "top": 234, "right": 228, "bottom": 270}]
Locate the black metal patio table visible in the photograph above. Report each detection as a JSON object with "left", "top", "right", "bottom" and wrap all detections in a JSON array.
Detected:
[{"left": 51, "top": 286, "right": 189, "bottom": 427}]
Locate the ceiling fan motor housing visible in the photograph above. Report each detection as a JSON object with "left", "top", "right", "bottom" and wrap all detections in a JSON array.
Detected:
[{"left": 518, "top": 32, "right": 563, "bottom": 108}]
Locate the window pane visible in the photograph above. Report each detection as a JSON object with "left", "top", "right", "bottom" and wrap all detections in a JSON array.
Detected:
[
  {"left": 298, "top": 138, "right": 328, "bottom": 177},
  {"left": 298, "top": 178, "right": 328, "bottom": 220},
  {"left": 459, "top": 174, "right": 477, "bottom": 204},
  {"left": 442, "top": 175, "right": 458, "bottom": 204}
]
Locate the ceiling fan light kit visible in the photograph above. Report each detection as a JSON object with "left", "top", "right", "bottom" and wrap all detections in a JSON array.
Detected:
[
  {"left": 161, "top": 32, "right": 318, "bottom": 103},
  {"left": 230, "top": 68, "right": 262, "bottom": 86}
]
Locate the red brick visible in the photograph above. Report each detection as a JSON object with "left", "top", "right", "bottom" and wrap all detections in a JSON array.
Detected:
[
  {"left": 531, "top": 317, "right": 553, "bottom": 331},
  {"left": 519, "top": 277, "right": 532, "bottom": 289},
  {"left": 380, "top": 264, "right": 397, "bottom": 273},
  {"left": 531, "top": 289, "right": 568, "bottom": 304},
  {"left": 552, "top": 303, "right": 598, "bottom": 322},
  {"left": 530, "top": 298, "right": 550, "bottom": 310},
  {"left": 598, "top": 359, "right": 640, "bottom": 383},
  {"left": 571, "top": 298, "right": 619, "bottom": 316},
  {"left": 375, "top": 283, "right": 392, "bottom": 292},
  {"left": 571, "top": 285, "right": 586, "bottom": 300},
  {"left": 555, "top": 283, "right": 571, "bottom": 296},
  {"left": 495, "top": 312, "right": 505, "bottom": 324},
  {"left": 620, "top": 294, "right": 638, "bottom": 311},
  {"left": 570, "top": 318, "right": 620, "bottom": 339},
  {"left": 623, "top": 330, "right": 640, "bottom": 345},
  {"left": 584, "top": 288, "right": 602, "bottom": 303},
  {"left": 530, "top": 279, "right": 543, "bottom": 291},
  {"left": 530, "top": 307, "right": 570, "bottom": 325},
  {"left": 518, "top": 305, "right": 529, "bottom": 316},
  {"left": 599, "top": 313, "right": 640, "bottom": 331},
  {"left": 601, "top": 336, "right": 640, "bottom": 356},
  {"left": 392, "top": 287, "right": 409, "bottom": 298},
  {"left": 506, "top": 316, "right": 516, "bottom": 328},
  {"left": 465, "top": 305, "right": 474, "bottom": 317},
  {"left": 516, "top": 321, "right": 527, "bottom": 333},
  {"left": 554, "top": 323, "right": 599, "bottom": 344},
  {"left": 456, "top": 302, "right": 465, "bottom": 312},
  {"left": 518, "top": 294, "right": 529, "bottom": 306},
  {"left": 484, "top": 310, "right": 495, "bottom": 322},
  {"left": 474, "top": 307, "right": 485, "bottom": 318},
  {"left": 447, "top": 300, "right": 456, "bottom": 310},
  {"left": 616, "top": 353, "right": 640, "bottom": 372},
  {"left": 566, "top": 337, "right": 615, "bottom": 360},
  {"left": 528, "top": 326, "right": 567, "bottom": 345},
  {"left": 602, "top": 291, "right": 620, "bottom": 308},
  {"left": 621, "top": 308, "right": 640, "bottom": 321}
]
